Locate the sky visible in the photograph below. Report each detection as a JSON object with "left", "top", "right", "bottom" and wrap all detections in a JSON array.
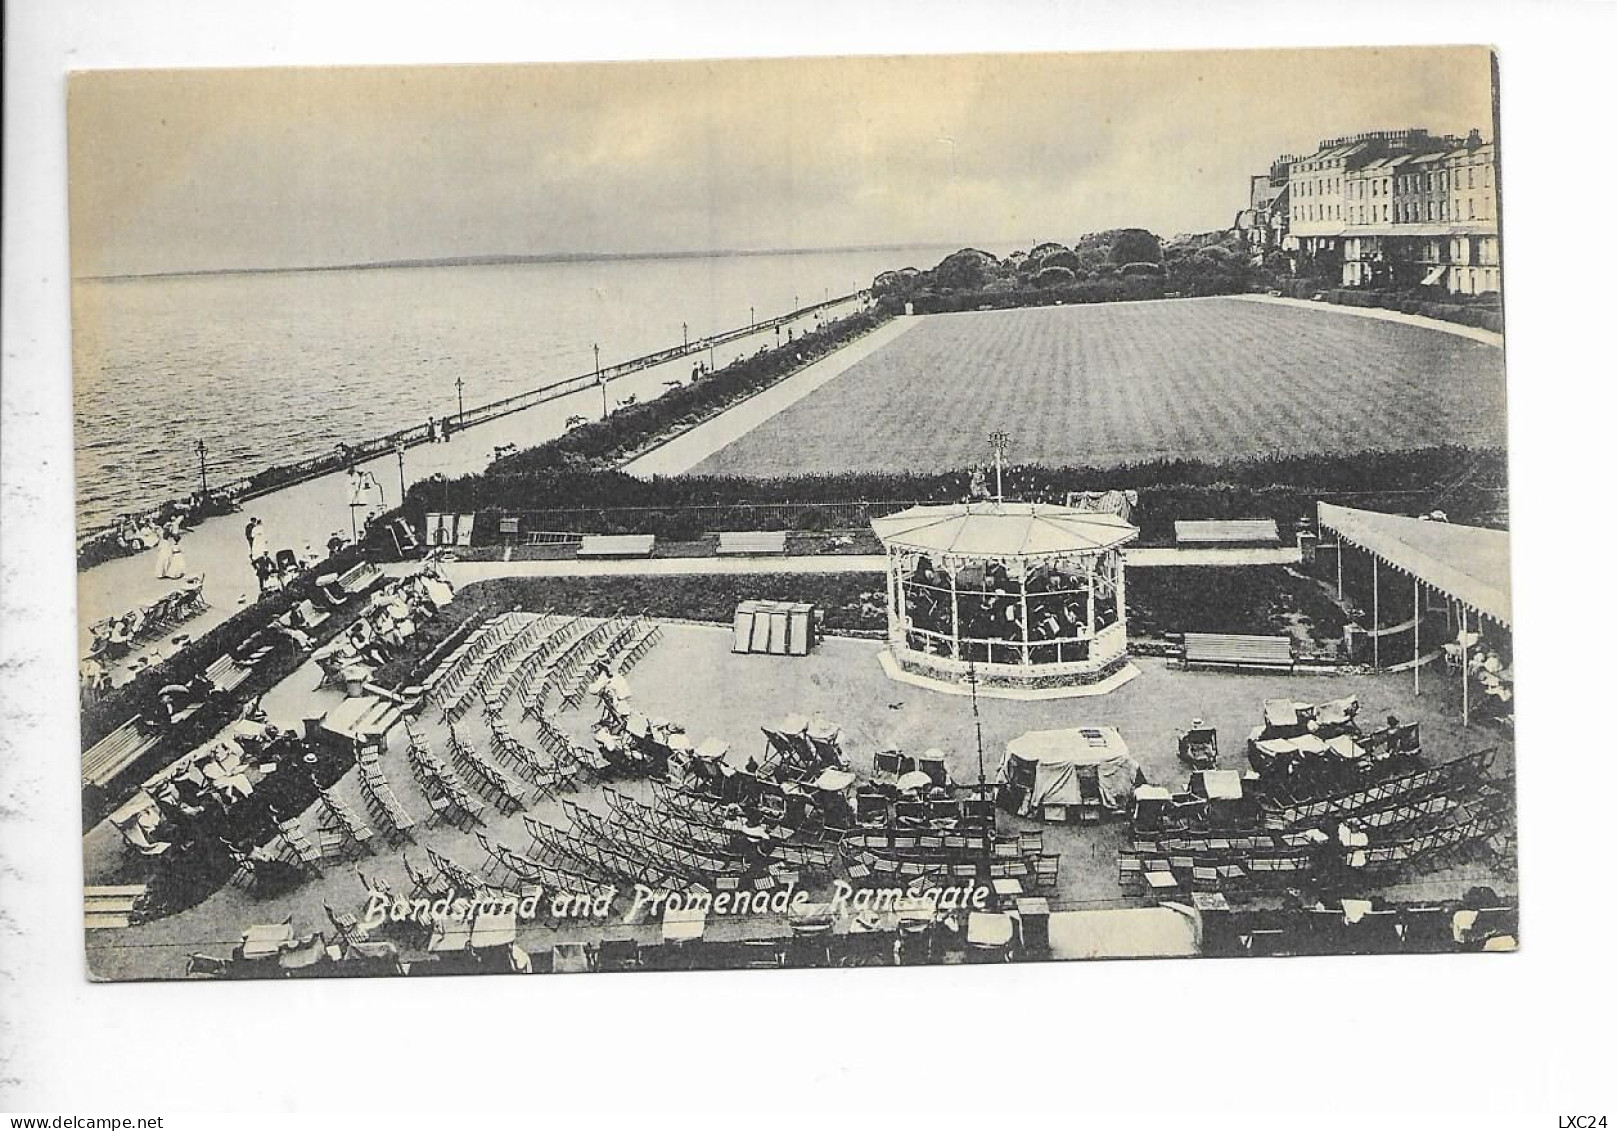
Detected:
[{"left": 68, "top": 46, "right": 1496, "bottom": 276}]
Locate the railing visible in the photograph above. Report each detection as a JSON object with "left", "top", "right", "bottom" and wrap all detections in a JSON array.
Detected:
[{"left": 77, "top": 290, "right": 866, "bottom": 549}]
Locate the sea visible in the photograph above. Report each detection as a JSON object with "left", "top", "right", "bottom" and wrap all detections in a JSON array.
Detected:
[{"left": 71, "top": 245, "right": 956, "bottom": 531}]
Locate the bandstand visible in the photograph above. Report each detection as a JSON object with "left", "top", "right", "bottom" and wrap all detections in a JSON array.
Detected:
[{"left": 871, "top": 501, "right": 1140, "bottom": 697}]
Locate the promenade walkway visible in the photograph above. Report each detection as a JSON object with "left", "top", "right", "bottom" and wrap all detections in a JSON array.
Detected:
[
  {"left": 621, "top": 317, "right": 920, "bottom": 477},
  {"left": 1230, "top": 293, "right": 1503, "bottom": 348},
  {"left": 76, "top": 302, "right": 860, "bottom": 665}
]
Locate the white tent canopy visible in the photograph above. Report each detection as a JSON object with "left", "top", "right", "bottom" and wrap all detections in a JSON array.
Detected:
[{"left": 999, "top": 726, "right": 1143, "bottom": 812}]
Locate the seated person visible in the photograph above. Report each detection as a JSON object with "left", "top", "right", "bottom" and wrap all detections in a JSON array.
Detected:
[
  {"left": 373, "top": 607, "right": 405, "bottom": 650},
  {"left": 276, "top": 620, "right": 316, "bottom": 650},
  {"left": 348, "top": 619, "right": 389, "bottom": 666}
]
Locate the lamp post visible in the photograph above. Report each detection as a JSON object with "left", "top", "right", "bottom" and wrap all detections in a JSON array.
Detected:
[
  {"left": 682, "top": 321, "right": 689, "bottom": 349},
  {"left": 988, "top": 430, "right": 1010, "bottom": 502},
  {"left": 967, "top": 661, "right": 987, "bottom": 792},
  {"left": 595, "top": 343, "right": 606, "bottom": 418},
  {"left": 749, "top": 305, "right": 755, "bottom": 328},
  {"left": 194, "top": 439, "right": 208, "bottom": 496},
  {"left": 454, "top": 376, "right": 465, "bottom": 433},
  {"left": 394, "top": 440, "right": 407, "bottom": 503}
]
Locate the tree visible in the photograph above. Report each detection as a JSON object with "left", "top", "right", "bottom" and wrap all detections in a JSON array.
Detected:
[{"left": 1109, "top": 228, "right": 1163, "bottom": 265}]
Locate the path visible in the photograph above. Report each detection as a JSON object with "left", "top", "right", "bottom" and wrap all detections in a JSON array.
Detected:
[
  {"left": 76, "top": 301, "right": 863, "bottom": 669},
  {"left": 429, "top": 544, "right": 1302, "bottom": 585},
  {"left": 620, "top": 316, "right": 919, "bottom": 477},
  {"left": 1230, "top": 293, "right": 1503, "bottom": 348}
]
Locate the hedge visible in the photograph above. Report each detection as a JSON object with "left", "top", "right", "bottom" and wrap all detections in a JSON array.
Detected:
[
  {"left": 1322, "top": 288, "right": 1504, "bottom": 333},
  {"left": 490, "top": 308, "right": 890, "bottom": 474},
  {"left": 399, "top": 446, "right": 1508, "bottom": 547},
  {"left": 370, "top": 567, "right": 1350, "bottom": 692}
]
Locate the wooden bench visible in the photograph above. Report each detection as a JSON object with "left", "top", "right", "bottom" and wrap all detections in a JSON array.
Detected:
[
  {"left": 717, "top": 531, "right": 788, "bottom": 556},
  {"left": 205, "top": 653, "right": 254, "bottom": 693},
  {"left": 82, "top": 720, "right": 160, "bottom": 789},
  {"left": 577, "top": 534, "right": 656, "bottom": 559},
  {"left": 336, "top": 560, "right": 385, "bottom": 595},
  {"left": 1174, "top": 519, "right": 1282, "bottom": 547},
  {"left": 1182, "top": 633, "right": 1295, "bottom": 673},
  {"left": 231, "top": 627, "right": 282, "bottom": 667}
]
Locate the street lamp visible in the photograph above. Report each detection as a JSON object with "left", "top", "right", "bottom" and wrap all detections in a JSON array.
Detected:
[
  {"left": 749, "top": 305, "right": 755, "bottom": 328},
  {"left": 194, "top": 439, "right": 208, "bottom": 495},
  {"left": 967, "top": 661, "right": 987, "bottom": 791},
  {"left": 454, "top": 376, "right": 466, "bottom": 433},
  {"left": 394, "top": 439, "right": 407, "bottom": 503},
  {"left": 988, "top": 430, "right": 1011, "bottom": 502},
  {"left": 595, "top": 343, "right": 606, "bottom": 418},
  {"left": 682, "top": 321, "right": 689, "bottom": 349}
]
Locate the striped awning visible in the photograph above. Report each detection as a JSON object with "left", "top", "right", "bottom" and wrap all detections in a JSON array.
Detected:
[{"left": 1318, "top": 503, "right": 1511, "bottom": 627}]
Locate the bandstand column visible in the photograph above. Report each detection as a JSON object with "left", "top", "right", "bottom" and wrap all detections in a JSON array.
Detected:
[
  {"left": 1018, "top": 559, "right": 1031, "bottom": 665},
  {"left": 1085, "top": 556, "right": 1096, "bottom": 637},
  {"left": 949, "top": 562, "right": 961, "bottom": 659},
  {"left": 888, "top": 551, "right": 905, "bottom": 649},
  {"left": 1114, "top": 550, "right": 1126, "bottom": 627}
]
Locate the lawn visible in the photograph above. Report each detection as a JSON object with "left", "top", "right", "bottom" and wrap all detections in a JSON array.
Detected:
[{"left": 685, "top": 298, "right": 1508, "bottom": 477}]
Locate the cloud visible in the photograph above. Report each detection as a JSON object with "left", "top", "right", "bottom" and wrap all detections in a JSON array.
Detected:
[{"left": 69, "top": 47, "right": 1496, "bottom": 275}]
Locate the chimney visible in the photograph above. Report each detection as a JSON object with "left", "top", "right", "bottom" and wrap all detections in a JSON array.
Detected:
[{"left": 1466, "top": 128, "right": 1483, "bottom": 150}]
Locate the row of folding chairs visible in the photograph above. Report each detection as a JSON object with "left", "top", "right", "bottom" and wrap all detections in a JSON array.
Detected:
[
  {"left": 535, "top": 814, "right": 676, "bottom": 890},
  {"left": 522, "top": 815, "right": 613, "bottom": 881},
  {"left": 445, "top": 726, "right": 528, "bottom": 814},
  {"left": 486, "top": 717, "right": 581, "bottom": 794},
  {"left": 1259, "top": 748, "right": 1494, "bottom": 824},
  {"left": 315, "top": 789, "right": 376, "bottom": 859},
  {"left": 473, "top": 832, "right": 613, "bottom": 907},
  {"left": 840, "top": 829, "right": 1041, "bottom": 862},
  {"left": 553, "top": 618, "right": 634, "bottom": 712},
  {"left": 564, "top": 800, "right": 747, "bottom": 890},
  {"left": 1356, "top": 811, "right": 1508, "bottom": 871},
  {"left": 507, "top": 617, "right": 590, "bottom": 715},
  {"left": 357, "top": 754, "right": 417, "bottom": 843},
  {"left": 601, "top": 786, "right": 733, "bottom": 852},
  {"left": 422, "top": 613, "right": 522, "bottom": 714},
  {"left": 518, "top": 619, "right": 606, "bottom": 720},
  {"left": 1120, "top": 851, "right": 1311, "bottom": 894},
  {"left": 606, "top": 620, "right": 662, "bottom": 676},
  {"left": 403, "top": 730, "right": 486, "bottom": 829},
  {"left": 474, "top": 613, "right": 564, "bottom": 708},
  {"left": 485, "top": 617, "right": 576, "bottom": 714},
  {"left": 438, "top": 612, "right": 554, "bottom": 721},
  {"left": 266, "top": 817, "right": 323, "bottom": 877},
  {"left": 440, "top": 616, "right": 550, "bottom": 724}
]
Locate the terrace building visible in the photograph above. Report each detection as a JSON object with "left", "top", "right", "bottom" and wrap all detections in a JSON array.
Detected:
[
  {"left": 1243, "top": 127, "right": 1501, "bottom": 295},
  {"left": 1231, "top": 156, "right": 1292, "bottom": 254}
]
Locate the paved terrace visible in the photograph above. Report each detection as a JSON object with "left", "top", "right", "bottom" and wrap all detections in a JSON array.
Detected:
[{"left": 81, "top": 625, "right": 1512, "bottom": 981}]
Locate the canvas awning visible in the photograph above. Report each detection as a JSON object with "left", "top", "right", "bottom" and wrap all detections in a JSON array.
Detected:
[
  {"left": 1318, "top": 503, "right": 1510, "bottom": 627},
  {"left": 872, "top": 501, "right": 1138, "bottom": 562}
]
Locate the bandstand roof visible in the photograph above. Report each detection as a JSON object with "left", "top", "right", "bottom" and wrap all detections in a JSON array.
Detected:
[
  {"left": 871, "top": 502, "right": 1138, "bottom": 560},
  {"left": 1317, "top": 503, "right": 1511, "bottom": 627}
]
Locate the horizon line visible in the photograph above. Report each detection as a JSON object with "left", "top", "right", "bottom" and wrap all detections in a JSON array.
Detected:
[{"left": 76, "top": 240, "right": 1006, "bottom": 282}]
